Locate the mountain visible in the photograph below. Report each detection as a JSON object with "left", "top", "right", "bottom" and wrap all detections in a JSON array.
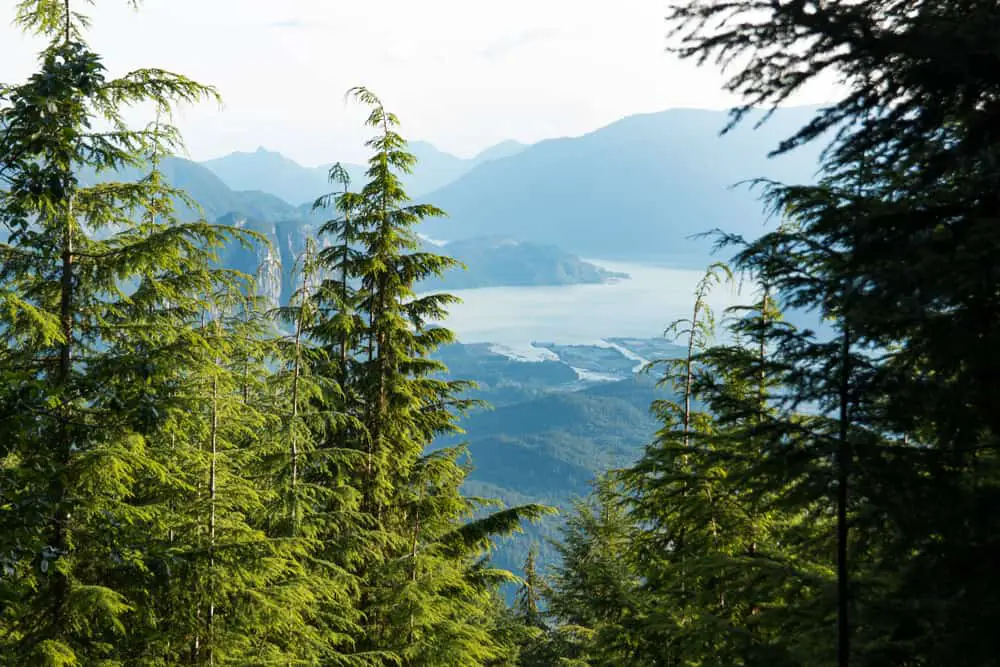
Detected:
[
  {"left": 201, "top": 148, "right": 357, "bottom": 211},
  {"left": 201, "top": 140, "right": 530, "bottom": 207},
  {"left": 156, "top": 158, "right": 300, "bottom": 222},
  {"left": 418, "top": 236, "right": 628, "bottom": 291},
  {"left": 472, "top": 139, "right": 529, "bottom": 164},
  {"left": 455, "top": 375, "right": 661, "bottom": 500},
  {"left": 417, "top": 106, "right": 826, "bottom": 262},
  {"left": 80, "top": 154, "right": 622, "bottom": 304},
  {"left": 78, "top": 156, "right": 299, "bottom": 223},
  {"left": 213, "top": 213, "right": 314, "bottom": 308}
]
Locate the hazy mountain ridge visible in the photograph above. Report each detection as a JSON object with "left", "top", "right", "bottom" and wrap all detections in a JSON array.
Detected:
[
  {"left": 416, "top": 106, "right": 825, "bottom": 261},
  {"left": 77, "top": 156, "right": 301, "bottom": 223},
  {"left": 79, "top": 107, "right": 825, "bottom": 305},
  {"left": 200, "top": 139, "right": 530, "bottom": 207}
]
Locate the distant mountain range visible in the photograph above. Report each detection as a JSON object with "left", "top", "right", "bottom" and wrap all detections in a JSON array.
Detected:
[
  {"left": 79, "top": 150, "right": 622, "bottom": 303},
  {"left": 196, "top": 106, "right": 823, "bottom": 265},
  {"left": 200, "top": 139, "right": 529, "bottom": 206},
  {"left": 416, "top": 106, "right": 824, "bottom": 262},
  {"left": 80, "top": 106, "right": 825, "bottom": 304}
]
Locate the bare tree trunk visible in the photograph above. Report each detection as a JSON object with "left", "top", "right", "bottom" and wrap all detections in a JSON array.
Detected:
[
  {"left": 339, "top": 232, "right": 350, "bottom": 387},
  {"left": 758, "top": 287, "right": 770, "bottom": 419},
  {"left": 837, "top": 322, "right": 851, "bottom": 667},
  {"left": 683, "top": 299, "right": 697, "bottom": 449},
  {"left": 52, "top": 193, "right": 74, "bottom": 628},
  {"left": 289, "top": 306, "right": 303, "bottom": 533},
  {"left": 207, "top": 356, "right": 219, "bottom": 666}
]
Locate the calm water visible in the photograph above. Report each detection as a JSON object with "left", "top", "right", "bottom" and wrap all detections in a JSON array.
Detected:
[{"left": 432, "top": 260, "right": 743, "bottom": 349}]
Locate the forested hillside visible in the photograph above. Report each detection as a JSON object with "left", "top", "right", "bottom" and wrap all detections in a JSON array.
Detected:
[{"left": 2, "top": 0, "right": 999, "bottom": 666}]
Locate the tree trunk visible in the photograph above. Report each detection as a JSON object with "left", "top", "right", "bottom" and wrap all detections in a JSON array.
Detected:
[
  {"left": 290, "top": 304, "right": 303, "bottom": 533},
  {"left": 837, "top": 322, "right": 851, "bottom": 667},
  {"left": 683, "top": 300, "right": 697, "bottom": 449},
  {"left": 52, "top": 195, "right": 74, "bottom": 628},
  {"left": 208, "top": 360, "right": 219, "bottom": 665},
  {"left": 758, "top": 287, "right": 769, "bottom": 420}
]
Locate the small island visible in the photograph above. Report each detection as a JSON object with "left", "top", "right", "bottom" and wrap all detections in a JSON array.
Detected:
[{"left": 417, "top": 235, "right": 629, "bottom": 291}]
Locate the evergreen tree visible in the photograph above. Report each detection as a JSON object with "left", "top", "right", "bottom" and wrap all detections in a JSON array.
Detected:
[
  {"left": 0, "top": 1, "right": 236, "bottom": 661},
  {"left": 513, "top": 546, "right": 545, "bottom": 630},
  {"left": 0, "top": 3, "right": 365, "bottom": 662},
  {"left": 617, "top": 264, "right": 794, "bottom": 666},
  {"left": 659, "top": 0, "right": 1000, "bottom": 663},
  {"left": 307, "top": 87, "right": 550, "bottom": 666},
  {"left": 545, "top": 480, "right": 645, "bottom": 667}
]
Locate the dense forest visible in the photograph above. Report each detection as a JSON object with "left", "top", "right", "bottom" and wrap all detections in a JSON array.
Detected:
[{"left": 2, "top": 0, "right": 999, "bottom": 666}]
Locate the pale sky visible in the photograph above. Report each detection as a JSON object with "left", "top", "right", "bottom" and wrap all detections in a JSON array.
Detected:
[{"left": 1, "top": 0, "right": 839, "bottom": 166}]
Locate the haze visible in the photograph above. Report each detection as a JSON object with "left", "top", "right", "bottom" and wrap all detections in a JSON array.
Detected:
[{"left": 1, "top": 0, "right": 838, "bottom": 165}]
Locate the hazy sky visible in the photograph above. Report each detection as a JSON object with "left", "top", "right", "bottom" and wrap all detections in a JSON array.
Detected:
[{"left": 1, "top": 0, "right": 839, "bottom": 166}]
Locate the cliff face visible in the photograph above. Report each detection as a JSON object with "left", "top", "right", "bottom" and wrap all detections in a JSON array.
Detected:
[
  {"left": 216, "top": 214, "right": 314, "bottom": 310},
  {"left": 255, "top": 245, "right": 282, "bottom": 311},
  {"left": 274, "top": 220, "right": 313, "bottom": 305}
]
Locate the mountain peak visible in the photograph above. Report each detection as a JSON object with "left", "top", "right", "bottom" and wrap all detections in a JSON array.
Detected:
[
  {"left": 417, "top": 105, "right": 824, "bottom": 261},
  {"left": 473, "top": 140, "right": 529, "bottom": 164}
]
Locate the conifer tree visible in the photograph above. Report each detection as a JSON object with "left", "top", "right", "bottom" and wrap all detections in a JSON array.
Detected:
[
  {"left": 0, "top": 1, "right": 238, "bottom": 661},
  {"left": 313, "top": 162, "right": 364, "bottom": 390},
  {"left": 307, "top": 86, "right": 550, "bottom": 666},
  {"left": 0, "top": 3, "right": 366, "bottom": 662},
  {"left": 513, "top": 546, "right": 545, "bottom": 630},
  {"left": 658, "top": 1, "right": 1000, "bottom": 662},
  {"left": 545, "top": 480, "right": 645, "bottom": 666}
]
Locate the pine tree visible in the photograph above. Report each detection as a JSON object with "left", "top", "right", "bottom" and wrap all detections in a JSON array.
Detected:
[
  {"left": 313, "top": 162, "right": 365, "bottom": 391},
  {"left": 661, "top": 1, "right": 1000, "bottom": 663},
  {"left": 514, "top": 546, "right": 545, "bottom": 630},
  {"left": 0, "top": 3, "right": 368, "bottom": 662},
  {"left": 306, "top": 87, "right": 550, "bottom": 665},
  {"left": 0, "top": 1, "right": 241, "bottom": 661},
  {"left": 545, "top": 480, "right": 645, "bottom": 667},
  {"left": 619, "top": 263, "right": 784, "bottom": 666}
]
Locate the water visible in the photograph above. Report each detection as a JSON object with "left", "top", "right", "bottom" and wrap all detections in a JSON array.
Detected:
[{"left": 433, "top": 259, "right": 744, "bottom": 348}]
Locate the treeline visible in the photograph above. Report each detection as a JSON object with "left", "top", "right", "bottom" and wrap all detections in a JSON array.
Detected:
[
  {"left": 507, "top": 1, "right": 1000, "bottom": 666},
  {"left": 0, "top": 3, "right": 548, "bottom": 664}
]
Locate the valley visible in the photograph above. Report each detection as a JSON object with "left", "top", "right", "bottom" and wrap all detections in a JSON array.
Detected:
[
  {"left": 430, "top": 337, "right": 683, "bottom": 578},
  {"left": 76, "top": 104, "right": 814, "bottom": 582},
  {"left": 122, "top": 110, "right": 815, "bottom": 579}
]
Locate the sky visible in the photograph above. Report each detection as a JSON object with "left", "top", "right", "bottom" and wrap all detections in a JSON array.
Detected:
[{"left": 1, "top": 0, "right": 840, "bottom": 166}]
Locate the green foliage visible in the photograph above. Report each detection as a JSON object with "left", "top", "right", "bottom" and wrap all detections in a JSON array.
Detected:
[
  {"left": 0, "top": 3, "right": 249, "bottom": 660},
  {"left": 12, "top": 0, "right": 998, "bottom": 665},
  {"left": 299, "top": 86, "right": 549, "bottom": 666},
  {"left": 539, "top": 3, "right": 1000, "bottom": 667},
  {"left": 1, "top": 5, "right": 536, "bottom": 665}
]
